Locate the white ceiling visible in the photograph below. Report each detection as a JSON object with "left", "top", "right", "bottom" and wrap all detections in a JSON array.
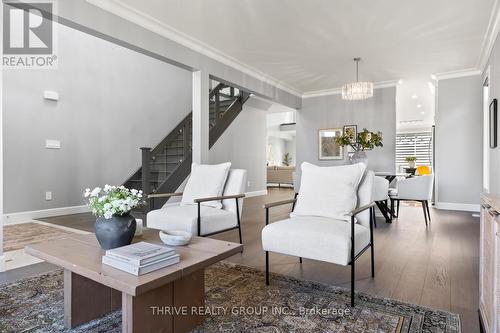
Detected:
[{"left": 91, "top": 0, "right": 496, "bottom": 95}]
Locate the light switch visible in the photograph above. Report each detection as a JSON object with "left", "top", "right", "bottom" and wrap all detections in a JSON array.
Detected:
[
  {"left": 43, "top": 90, "right": 59, "bottom": 101},
  {"left": 45, "top": 191, "right": 52, "bottom": 201},
  {"left": 45, "top": 139, "right": 61, "bottom": 149}
]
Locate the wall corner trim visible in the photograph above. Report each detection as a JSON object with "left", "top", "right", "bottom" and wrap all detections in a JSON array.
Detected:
[
  {"left": 478, "top": 0, "right": 500, "bottom": 71},
  {"left": 3, "top": 205, "right": 90, "bottom": 225},
  {"left": 434, "top": 202, "right": 480, "bottom": 212}
]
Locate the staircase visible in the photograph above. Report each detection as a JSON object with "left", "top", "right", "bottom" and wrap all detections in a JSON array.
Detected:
[{"left": 124, "top": 82, "right": 250, "bottom": 209}]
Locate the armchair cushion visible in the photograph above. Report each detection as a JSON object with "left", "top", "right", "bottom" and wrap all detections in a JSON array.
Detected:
[
  {"left": 391, "top": 174, "right": 434, "bottom": 201},
  {"left": 373, "top": 176, "right": 390, "bottom": 201},
  {"left": 181, "top": 162, "right": 231, "bottom": 209},
  {"left": 291, "top": 162, "right": 366, "bottom": 221},
  {"left": 147, "top": 204, "right": 237, "bottom": 235},
  {"left": 262, "top": 216, "right": 370, "bottom": 266}
]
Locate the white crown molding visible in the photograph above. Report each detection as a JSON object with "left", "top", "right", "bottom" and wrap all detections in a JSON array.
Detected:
[
  {"left": 478, "top": 0, "right": 500, "bottom": 71},
  {"left": 435, "top": 68, "right": 482, "bottom": 81},
  {"left": 302, "top": 80, "right": 399, "bottom": 99},
  {"left": 86, "top": 0, "right": 303, "bottom": 97}
]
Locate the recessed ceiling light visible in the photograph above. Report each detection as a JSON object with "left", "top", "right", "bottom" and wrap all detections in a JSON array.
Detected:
[
  {"left": 420, "top": 111, "right": 425, "bottom": 115},
  {"left": 417, "top": 104, "right": 423, "bottom": 108},
  {"left": 430, "top": 74, "right": 437, "bottom": 80},
  {"left": 398, "top": 79, "right": 404, "bottom": 85},
  {"left": 411, "top": 94, "right": 418, "bottom": 99}
]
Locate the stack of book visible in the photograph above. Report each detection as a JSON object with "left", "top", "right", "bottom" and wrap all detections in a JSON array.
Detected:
[{"left": 102, "top": 242, "right": 179, "bottom": 276}]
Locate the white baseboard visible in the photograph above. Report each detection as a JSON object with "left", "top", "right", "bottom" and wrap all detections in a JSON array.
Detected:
[
  {"left": 245, "top": 190, "right": 268, "bottom": 197},
  {"left": 3, "top": 205, "right": 90, "bottom": 225},
  {"left": 3, "top": 191, "right": 268, "bottom": 225},
  {"left": 435, "top": 202, "right": 480, "bottom": 212}
]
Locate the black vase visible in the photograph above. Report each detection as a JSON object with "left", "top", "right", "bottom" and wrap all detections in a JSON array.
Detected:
[{"left": 95, "top": 214, "right": 137, "bottom": 250}]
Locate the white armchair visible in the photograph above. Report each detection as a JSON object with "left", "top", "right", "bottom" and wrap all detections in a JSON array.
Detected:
[
  {"left": 146, "top": 169, "right": 247, "bottom": 242},
  {"left": 261, "top": 163, "right": 375, "bottom": 307},
  {"left": 389, "top": 174, "right": 434, "bottom": 227}
]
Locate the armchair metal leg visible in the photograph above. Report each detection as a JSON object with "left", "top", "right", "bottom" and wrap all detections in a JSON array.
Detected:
[
  {"left": 421, "top": 201, "right": 428, "bottom": 227},
  {"left": 371, "top": 206, "right": 377, "bottom": 228},
  {"left": 265, "top": 251, "right": 270, "bottom": 285},
  {"left": 291, "top": 192, "right": 298, "bottom": 212},
  {"left": 397, "top": 200, "right": 400, "bottom": 217},
  {"left": 425, "top": 200, "right": 431, "bottom": 223},
  {"left": 197, "top": 202, "right": 201, "bottom": 236},
  {"left": 299, "top": 257, "right": 302, "bottom": 264},
  {"left": 236, "top": 198, "right": 243, "bottom": 245},
  {"left": 369, "top": 207, "right": 375, "bottom": 278},
  {"left": 350, "top": 215, "right": 355, "bottom": 307},
  {"left": 351, "top": 259, "right": 355, "bottom": 307}
]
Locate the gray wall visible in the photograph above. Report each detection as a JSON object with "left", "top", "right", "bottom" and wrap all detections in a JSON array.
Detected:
[
  {"left": 3, "top": 23, "right": 192, "bottom": 213},
  {"left": 285, "top": 139, "right": 296, "bottom": 166},
  {"left": 296, "top": 87, "right": 397, "bottom": 172},
  {"left": 435, "top": 75, "right": 482, "bottom": 205},
  {"left": 209, "top": 101, "right": 267, "bottom": 194},
  {"left": 27, "top": 1, "right": 301, "bottom": 110},
  {"left": 267, "top": 136, "right": 286, "bottom": 166},
  {"left": 267, "top": 136, "right": 296, "bottom": 166}
]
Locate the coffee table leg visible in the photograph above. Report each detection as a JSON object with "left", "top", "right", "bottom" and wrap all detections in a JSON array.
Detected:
[
  {"left": 173, "top": 269, "right": 205, "bottom": 332},
  {"left": 64, "top": 269, "right": 121, "bottom": 328},
  {"left": 121, "top": 269, "right": 205, "bottom": 333}
]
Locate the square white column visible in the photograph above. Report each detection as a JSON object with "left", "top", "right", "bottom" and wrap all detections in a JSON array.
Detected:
[{"left": 192, "top": 70, "right": 209, "bottom": 164}]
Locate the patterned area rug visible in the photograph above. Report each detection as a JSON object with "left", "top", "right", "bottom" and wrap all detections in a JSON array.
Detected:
[
  {"left": 0, "top": 262, "right": 460, "bottom": 332},
  {"left": 3, "top": 222, "right": 82, "bottom": 252}
]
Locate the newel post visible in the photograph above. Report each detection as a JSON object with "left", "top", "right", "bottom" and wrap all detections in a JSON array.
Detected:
[{"left": 140, "top": 147, "right": 151, "bottom": 197}]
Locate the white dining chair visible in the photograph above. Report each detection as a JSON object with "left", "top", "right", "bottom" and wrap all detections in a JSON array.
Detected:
[{"left": 389, "top": 174, "right": 434, "bottom": 227}]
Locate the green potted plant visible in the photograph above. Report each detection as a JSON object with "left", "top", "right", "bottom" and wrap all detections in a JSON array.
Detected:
[
  {"left": 405, "top": 156, "right": 417, "bottom": 168},
  {"left": 335, "top": 128, "right": 383, "bottom": 164},
  {"left": 282, "top": 152, "right": 292, "bottom": 166}
]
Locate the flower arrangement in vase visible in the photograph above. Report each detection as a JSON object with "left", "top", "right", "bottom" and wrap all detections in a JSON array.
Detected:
[
  {"left": 84, "top": 185, "right": 146, "bottom": 249},
  {"left": 335, "top": 128, "right": 383, "bottom": 165}
]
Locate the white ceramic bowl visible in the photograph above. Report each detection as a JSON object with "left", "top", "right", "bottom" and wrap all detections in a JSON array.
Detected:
[{"left": 159, "top": 230, "right": 192, "bottom": 246}]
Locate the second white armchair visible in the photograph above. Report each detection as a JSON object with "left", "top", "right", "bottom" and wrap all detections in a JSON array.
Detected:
[
  {"left": 389, "top": 174, "right": 434, "bottom": 227},
  {"left": 147, "top": 166, "right": 247, "bottom": 243}
]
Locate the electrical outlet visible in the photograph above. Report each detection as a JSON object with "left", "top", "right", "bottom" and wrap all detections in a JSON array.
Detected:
[
  {"left": 45, "top": 191, "right": 52, "bottom": 201},
  {"left": 247, "top": 181, "right": 251, "bottom": 187}
]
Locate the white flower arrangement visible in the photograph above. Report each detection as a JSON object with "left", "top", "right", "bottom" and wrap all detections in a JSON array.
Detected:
[{"left": 84, "top": 185, "right": 146, "bottom": 219}]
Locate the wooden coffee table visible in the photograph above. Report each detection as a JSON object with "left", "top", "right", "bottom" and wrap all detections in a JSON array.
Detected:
[{"left": 25, "top": 229, "right": 243, "bottom": 333}]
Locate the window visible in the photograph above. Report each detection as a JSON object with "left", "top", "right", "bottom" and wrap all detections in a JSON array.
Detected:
[{"left": 395, "top": 132, "right": 433, "bottom": 171}]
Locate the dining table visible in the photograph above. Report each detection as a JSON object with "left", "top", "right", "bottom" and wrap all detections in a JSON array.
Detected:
[
  {"left": 374, "top": 172, "right": 410, "bottom": 183},
  {"left": 374, "top": 172, "right": 411, "bottom": 222}
]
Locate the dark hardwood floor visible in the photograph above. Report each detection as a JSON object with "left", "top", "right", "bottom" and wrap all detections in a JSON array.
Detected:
[{"left": 2, "top": 187, "right": 480, "bottom": 332}]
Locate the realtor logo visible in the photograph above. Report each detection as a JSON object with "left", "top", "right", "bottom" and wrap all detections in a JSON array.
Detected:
[{"left": 2, "top": 1, "right": 57, "bottom": 68}]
